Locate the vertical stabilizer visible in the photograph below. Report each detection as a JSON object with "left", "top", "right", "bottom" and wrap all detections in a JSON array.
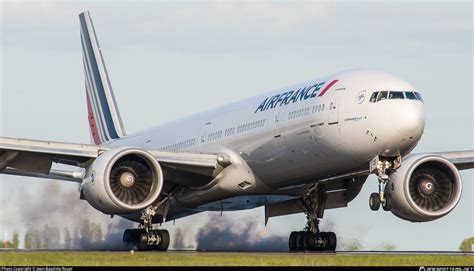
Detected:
[{"left": 79, "top": 11, "right": 126, "bottom": 145}]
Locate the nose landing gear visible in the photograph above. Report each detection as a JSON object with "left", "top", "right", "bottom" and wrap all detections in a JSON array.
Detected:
[{"left": 369, "top": 155, "right": 400, "bottom": 212}]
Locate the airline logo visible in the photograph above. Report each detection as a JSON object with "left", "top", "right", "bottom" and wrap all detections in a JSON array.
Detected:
[{"left": 254, "top": 80, "right": 338, "bottom": 113}]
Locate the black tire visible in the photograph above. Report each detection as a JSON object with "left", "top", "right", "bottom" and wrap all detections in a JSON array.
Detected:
[
  {"left": 137, "top": 231, "right": 149, "bottom": 251},
  {"left": 123, "top": 229, "right": 131, "bottom": 243},
  {"left": 318, "top": 232, "right": 327, "bottom": 250},
  {"left": 289, "top": 232, "right": 297, "bottom": 251},
  {"left": 158, "top": 230, "right": 170, "bottom": 251},
  {"left": 303, "top": 232, "right": 315, "bottom": 251},
  {"left": 369, "top": 193, "right": 381, "bottom": 211},
  {"left": 382, "top": 193, "right": 392, "bottom": 211},
  {"left": 325, "top": 232, "right": 337, "bottom": 251},
  {"left": 312, "top": 232, "right": 322, "bottom": 251},
  {"left": 131, "top": 229, "right": 141, "bottom": 241},
  {"left": 295, "top": 232, "right": 304, "bottom": 251}
]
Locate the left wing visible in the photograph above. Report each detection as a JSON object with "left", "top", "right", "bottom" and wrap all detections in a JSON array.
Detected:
[{"left": 0, "top": 137, "right": 227, "bottom": 185}]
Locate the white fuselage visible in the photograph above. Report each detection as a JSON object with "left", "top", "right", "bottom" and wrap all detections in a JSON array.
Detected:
[{"left": 110, "top": 69, "right": 425, "bottom": 217}]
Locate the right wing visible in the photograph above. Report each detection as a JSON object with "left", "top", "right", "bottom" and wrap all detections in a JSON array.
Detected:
[{"left": 434, "top": 150, "right": 474, "bottom": 170}]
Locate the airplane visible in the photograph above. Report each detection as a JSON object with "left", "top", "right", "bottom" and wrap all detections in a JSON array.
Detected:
[{"left": 1, "top": 11, "right": 473, "bottom": 252}]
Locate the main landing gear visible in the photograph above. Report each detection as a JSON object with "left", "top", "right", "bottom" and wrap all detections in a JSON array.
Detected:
[
  {"left": 123, "top": 206, "right": 170, "bottom": 251},
  {"left": 368, "top": 155, "right": 401, "bottom": 212},
  {"left": 289, "top": 185, "right": 337, "bottom": 252}
]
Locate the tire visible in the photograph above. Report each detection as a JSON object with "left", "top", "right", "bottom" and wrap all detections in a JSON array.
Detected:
[
  {"left": 123, "top": 229, "right": 133, "bottom": 249},
  {"left": 289, "top": 232, "right": 297, "bottom": 251},
  {"left": 303, "top": 232, "right": 315, "bottom": 251},
  {"left": 325, "top": 232, "right": 337, "bottom": 251},
  {"left": 131, "top": 229, "right": 141, "bottom": 240},
  {"left": 123, "top": 229, "right": 131, "bottom": 243},
  {"left": 382, "top": 193, "right": 392, "bottom": 211},
  {"left": 137, "top": 231, "right": 149, "bottom": 251},
  {"left": 158, "top": 230, "right": 170, "bottom": 251},
  {"left": 295, "top": 232, "right": 304, "bottom": 251},
  {"left": 318, "top": 232, "right": 327, "bottom": 250},
  {"left": 369, "top": 193, "right": 381, "bottom": 211}
]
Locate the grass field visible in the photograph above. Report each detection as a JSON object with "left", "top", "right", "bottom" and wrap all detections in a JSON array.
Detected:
[{"left": 0, "top": 251, "right": 473, "bottom": 266}]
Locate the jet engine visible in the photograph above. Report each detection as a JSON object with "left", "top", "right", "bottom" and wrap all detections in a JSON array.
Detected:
[
  {"left": 80, "top": 147, "right": 164, "bottom": 214},
  {"left": 386, "top": 154, "right": 462, "bottom": 222}
]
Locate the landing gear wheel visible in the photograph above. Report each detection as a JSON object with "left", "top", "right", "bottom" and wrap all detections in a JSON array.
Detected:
[
  {"left": 137, "top": 231, "right": 149, "bottom": 251},
  {"left": 303, "top": 232, "right": 315, "bottom": 251},
  {"left": 382, "top": 193, "right": 392, "bottom": 211},
  {"left": 369, "top": 193, "right": 381, "bottom": 211},
  {"left": 123, "top": 229, "right": 131, "bottom": 243},
  {"left": 289, "top": 232, "right": 297, "bottom": 251},
  {"left": 158, "top": 230, "right": 170, "bottom": 251},
  {"left": 123, "top": 229, "right": 141, "bottom": 249},
  {"left": 324, "top": 232, "right": 337, "bottom": 251},
  {"left": 123, "top": 229, "right": 133, "bottom": 250},
  {"left": 295, "top": 232, "right": 304, "bottom": 251}
]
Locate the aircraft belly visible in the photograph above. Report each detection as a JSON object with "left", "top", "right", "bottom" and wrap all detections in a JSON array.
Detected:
[{"left": 120, "top": 195, "right": 294, "bottom": 224}]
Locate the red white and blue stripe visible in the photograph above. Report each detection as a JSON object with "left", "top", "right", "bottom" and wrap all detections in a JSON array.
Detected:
[{"left": 79, "top": 11, "right": 126, "bottom": 145}]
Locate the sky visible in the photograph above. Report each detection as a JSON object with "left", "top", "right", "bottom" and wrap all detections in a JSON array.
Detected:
[{"left": 0, "top": 0, "right": 472, "bottom": 250}]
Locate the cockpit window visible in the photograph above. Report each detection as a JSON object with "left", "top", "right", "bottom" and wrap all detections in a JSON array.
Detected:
[
  {"left": 388, "top": 91, "right": 404, "bottom": 99},
  {"left": 405, "top": 92, "right": 417, "bottom": 100},
  {"left": 370, "top": 90, "right": 422, "bottom": 103},
  {"left": 377, "top": 91, "right": 388, "bottom": 102},
  {"left": 414, "top": 92, "right": 423, "bottom": 103},
  {"left": 369, "top": 92, "right": 378, "bottom": 103}
]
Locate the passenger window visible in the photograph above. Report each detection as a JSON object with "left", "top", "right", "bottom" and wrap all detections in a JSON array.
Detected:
[
  {"left": 388, "top": 91, "right": 404, "bottom": 99},
  {"left": 405, "top": 92, "right": 417, "bottom": 100},
  {"left": 369, "top": 92, "right": 378, "bottom": 103},
  {"left": 377, "top": 91, "right": 388, "bottom": 102},
  {"left": 414, "top": 92, "right": 424, "bottom": 103}
]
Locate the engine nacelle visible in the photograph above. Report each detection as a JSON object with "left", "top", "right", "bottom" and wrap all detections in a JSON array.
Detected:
[
  {"left": 80, "top": 147, "right": 164, "bottom": 214},
  {"left": 387, "top": 154, "right": 462, "bottom": 222}
]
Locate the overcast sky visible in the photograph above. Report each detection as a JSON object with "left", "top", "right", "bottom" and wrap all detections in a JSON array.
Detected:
[{"left": 0, "top": 0, "right": 472, "bottom": 250}]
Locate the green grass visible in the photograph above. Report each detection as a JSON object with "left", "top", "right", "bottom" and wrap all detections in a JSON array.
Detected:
[{"left": 0, "top": 252, "right": 473, "bottom": 266}]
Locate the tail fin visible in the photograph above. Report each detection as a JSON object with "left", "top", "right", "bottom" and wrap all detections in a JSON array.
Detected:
[{"left": 79, "top": 11, "right": 126, "bottom": 145}]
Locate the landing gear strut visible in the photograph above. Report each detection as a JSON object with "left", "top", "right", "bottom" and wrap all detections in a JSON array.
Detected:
[
  {"left": 122, "top": 206, "right": 170, "bottom": 251},
  {"left": 369, "top": 155, "right": 400, "bottom": 212},
  {"left": 289, "top": 185, "right": 337, "bottom": 252}
]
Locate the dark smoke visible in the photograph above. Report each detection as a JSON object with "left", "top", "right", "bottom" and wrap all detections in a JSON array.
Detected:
[
  {"left": 75, "top": 218, "right": 134, "bottom": 250},
  {"left": 320, "top": 218, "right": 336, "bottom": 232},
  {"left": 14, "top": 181, "right": 398, "bottom": 251},
  {"left": 18, "top": 181, "right": 133, "bottom": 250},
  {"left": 195, "top": 213, "right": 287, "bottom": 251},
  {"left": 172, "top": 228, "right": 186, "bottom": 249}
]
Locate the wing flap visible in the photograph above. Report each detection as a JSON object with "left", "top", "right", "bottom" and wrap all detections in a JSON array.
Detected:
[{"left": 6, "top": 151, "right": 53, "bottom": 174}]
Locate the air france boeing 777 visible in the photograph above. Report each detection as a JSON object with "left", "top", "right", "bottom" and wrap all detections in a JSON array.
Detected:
[{"left": 1, "top": 11, "right": 473, "bottom": 251}]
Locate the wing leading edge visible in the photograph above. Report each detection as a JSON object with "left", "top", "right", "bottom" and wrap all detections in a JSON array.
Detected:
[{"left": 433, "top": 150, "right": 474, "bottom": 171}]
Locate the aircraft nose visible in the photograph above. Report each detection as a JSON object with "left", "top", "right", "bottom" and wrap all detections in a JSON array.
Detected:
[{"left": 390, "top": 101, "right": 425, "bottom": 139}]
